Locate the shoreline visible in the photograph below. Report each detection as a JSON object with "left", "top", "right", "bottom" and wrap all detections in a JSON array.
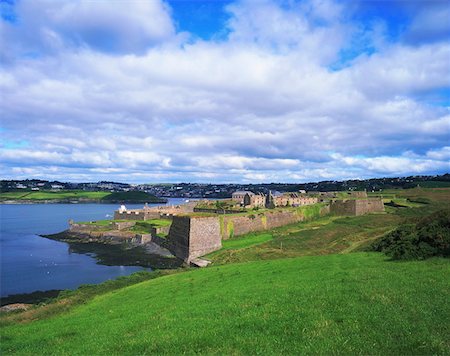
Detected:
[
  {"left": 0, "top": 199, "right": 168, "bottom": 205},
  {"left": 41, "top": 229, "right": 182, "bottom": 268},
  {"left": 0, "top": 232, "right": 183, "bottom": 307}
]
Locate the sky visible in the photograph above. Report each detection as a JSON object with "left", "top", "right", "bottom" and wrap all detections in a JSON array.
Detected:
[{"left": 0, "top": 0, "right": 449, "bottom": 183}]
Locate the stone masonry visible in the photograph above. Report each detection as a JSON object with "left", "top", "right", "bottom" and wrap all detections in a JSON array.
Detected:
[
  {"left": 167, "top": 216, "right": 222, "bottom": 263},
  {"left": 329, "top": 198, "right": 384, "bottom": 216},
  {"left": 221, "top": 207, "right": 329, "bottom": 239}
]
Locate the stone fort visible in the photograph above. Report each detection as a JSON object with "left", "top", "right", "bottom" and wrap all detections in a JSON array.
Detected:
[{"left": 109, "top": 191, "right": 384, "bottom": 264}]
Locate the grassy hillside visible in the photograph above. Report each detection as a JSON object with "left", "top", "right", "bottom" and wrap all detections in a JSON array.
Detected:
[
  {"left": 208, "top": 213, "right": 399, "bottom": 264},
  {"left": 0, "top": 190, "right": 165, "bottom": 203},
  {"left": 208, "top": 188, "right": 450, "bottom": 264},
  {"left": 0, "top": 190, "right": 109, "bottom": 201},
  {"left": 1, "top": 188, "right": 449, "bottom": 354},
  {"left": 100, "top": 191, "right": 165, "bottom": 203},
  {"left": 1, "top": 253, "right": 449, "bottom": 354}
]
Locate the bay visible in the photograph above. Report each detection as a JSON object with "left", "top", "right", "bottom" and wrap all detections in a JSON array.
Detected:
[{"left": 0, "top": 199, "right": 187, "bottom": 297}]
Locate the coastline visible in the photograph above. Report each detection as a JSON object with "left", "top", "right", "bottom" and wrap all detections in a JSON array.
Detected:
[
  {"left": 0, "top": 198, "right": 168, "bottom": 204},
  {"left": 41, "top": 229, "right": 182, "bottom": 268}
]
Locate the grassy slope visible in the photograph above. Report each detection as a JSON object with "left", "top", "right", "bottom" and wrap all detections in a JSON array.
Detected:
[
  {"left": 1, "top": 188, "right": 449, "bottom": 354},
  {"left": 208, "top": 188, "right": 450, "bottom": 264},
  {"left": 100, "top": 191, "right": 164, "bottom": 202},
  {"left": 0, "top": 190, "right": 163, "bottom": 202},
  {"left": 0, "top": 190, "right": 110, "bottom": 200},
  {"left": 208, "top": 214, "right": 400, "bottom": 264},
  {"left": 1, "top": 253, "right": 449, "bottom": 355}
]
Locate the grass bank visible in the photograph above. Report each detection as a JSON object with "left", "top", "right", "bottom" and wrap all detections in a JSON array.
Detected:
[
  {"left": 1, "top": 253, "right": 449, "bottom": 354},
  {"left": 2, "top": 188, "right": 449, "bottom": 354},
  {"left": 208, "top": 188, "right": 450, "bottom": 265},
  {"left": 0, "top": 190, "right": 165, "bottom": 203}
]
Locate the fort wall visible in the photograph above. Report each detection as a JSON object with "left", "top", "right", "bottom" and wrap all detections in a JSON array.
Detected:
[
  {"left": 220, "top": 205, "right": 329, "bottom": 239},
  {"left": 114, "top": 202, "right": 196, "bottom": 221},
  {"left": 330, "top": 198, "right": 384, "bottom": 216},
  {"left": 193, "top": 208, "right": 245, "bottom": 214},
  {"left": 69, "top": 222, "right": 111, "bottom": 232},
  {"left": 166, "top": 216, "right": 221, "bottom": 262},
  {"left": 113, "top": 210, "right": 160, "bottom": 220},
  {"left": 112, "top": 221, "right": 136, "bottom": 230}
]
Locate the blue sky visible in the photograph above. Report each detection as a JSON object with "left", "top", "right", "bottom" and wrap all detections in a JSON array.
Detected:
[{"left": 0, "top": 0, "right": 449, "bottom": 183}]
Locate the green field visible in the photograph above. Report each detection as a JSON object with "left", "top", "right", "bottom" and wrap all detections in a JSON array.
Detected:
[
  {"left": 1, "top": 253, "right": 449, "bottom": 354},
  {"left": 0, "top": 190, "right": 109, "bottom": 200},
  {"left": 208, "top": 213, "right": 401, "bottom": 264},
  {"left": 0, "top": 190, "right": 164, "bottom": 203},
  {"left": 1, "top": 187, "right": 449, "bottom": 354}
]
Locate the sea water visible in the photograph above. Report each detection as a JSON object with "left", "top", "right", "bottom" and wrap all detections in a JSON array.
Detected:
[{"left": 0, "top": 199, "right": 186, "bottom": 297}]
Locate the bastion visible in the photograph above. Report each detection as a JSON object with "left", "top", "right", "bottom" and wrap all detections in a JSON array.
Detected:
[
  {"left": 330, "top": 198, "right": 384, "bottom": 216},
  {"left": 167, "top": 216, "right": 222, "bottom": 263}
]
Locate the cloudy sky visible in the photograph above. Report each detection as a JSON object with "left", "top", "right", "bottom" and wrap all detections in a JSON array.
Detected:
[{"left": 1, "top": 0, "right": 449, "bottom": 183}]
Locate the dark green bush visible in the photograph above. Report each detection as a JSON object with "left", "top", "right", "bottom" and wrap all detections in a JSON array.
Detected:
[{"left": 371, "top": 210, "right": 450, "bottom": 260}]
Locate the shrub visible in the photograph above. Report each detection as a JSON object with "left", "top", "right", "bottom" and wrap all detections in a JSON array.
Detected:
[{"left": 370, "top": 210, "right": 450, "bottom": 260}]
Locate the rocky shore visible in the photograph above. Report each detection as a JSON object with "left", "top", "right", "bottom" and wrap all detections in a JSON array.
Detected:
[{"left": 42, "top": 229, "right": 181, "bottom": 269}]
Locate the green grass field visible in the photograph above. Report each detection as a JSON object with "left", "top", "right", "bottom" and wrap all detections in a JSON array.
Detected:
[
  {"left": 1, "top": 253, "right": 449, "bottom": 354},
  {"left": 1, "top": 187, "right": 449, "bottom": 354},
  {"left": 0, "top": 190, "right": 110, "bottom": 200},
  {"left": 208, "top": 213, "right": 401, "bottom": 264},
  {"left": 0, "top": 190, "right": 164, "bottom": 202}
]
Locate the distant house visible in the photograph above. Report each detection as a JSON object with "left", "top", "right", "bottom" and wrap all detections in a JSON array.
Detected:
[
  {"left": 232, "top": 190, "right": 320, "bottom": 208},
  {"left": 232, "top": 191, "right": 266, "bottom": 208},
  {"left": 31, "top": 187, "right": 40, "bottom": 191},
  {"left": 244, "top": 192, "right": 266, "bottom": 208},
  {"left": 232, "top": 191, "right": 254, "bottom": 203}
]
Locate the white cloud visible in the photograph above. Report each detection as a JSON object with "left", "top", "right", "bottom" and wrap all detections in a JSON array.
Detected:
[
  {"left": 1, "top": 0, "right": 175, "bottom": 58},
  {"left": 0, "top": 0, "right": 449, "bottom": 183}
]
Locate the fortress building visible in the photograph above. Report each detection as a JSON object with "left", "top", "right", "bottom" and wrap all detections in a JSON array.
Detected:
[
  {"left": 231, "top": 191, "right": 253, "bottom": 203},
  {"left": 233, "top": 190, "right": 319, "bottom": 208},
  {"left": 99, "top": 190, "right": 384, "bottom": 265},
  {"left": 232, "top": 191, "right": 266, "bottom": 208}
]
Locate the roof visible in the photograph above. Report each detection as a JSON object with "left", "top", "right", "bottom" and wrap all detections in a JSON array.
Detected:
[{"left": 232, "top": 191, "right": 255, "bottom": 196}]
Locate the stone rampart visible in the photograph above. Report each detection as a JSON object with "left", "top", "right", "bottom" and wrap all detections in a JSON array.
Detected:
[
  {"left": 69, "top": 222, "right": 109, "bottom": 232},
  {"left": 167, "top": 216, "right": 221, "bottom": 263},
  {"left": 114, "top": 202, "right": 196, "bottom": 221},
  {"left": 220, "top": 206, "right": 329, "bottom": 239},
  {"left": 151, "top": 225, "right": 171, "bottom": 237},
  {"left": 330, "top": 198, "right": 384, "bottom": 216},
  {"left": 337, "top": 191, "right": 368, "bottom": 199},
  {"left": 222, "top": 215, "right": 265, "bottom": 238},
  {"left": 367, "top": 198, "right": 384, "bottom": 213},
  {"left": 68, "top": 230, "right": 142, "bottom": 245},
  {"left": 330, "top": 200, "right": 356, "bottom": 215},
  {"left": 189, "top": 217, "right": 222, "bottom": 260},
  {"left": 112, "top": 221, "right": 136, "bottom": 230},
  {"left": 193, "top": 208, "right": 245, "bottom": 214},
  {"left": 166, "top": 216, "right": 191, "bottom": 261},
  {"left": 114, "top": 210, "right": 160, "bottom": 220}
]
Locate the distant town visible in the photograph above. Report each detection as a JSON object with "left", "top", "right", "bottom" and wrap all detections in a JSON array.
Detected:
[{"left": 1, "top": 174, "right": 449, "bottom": 198}]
